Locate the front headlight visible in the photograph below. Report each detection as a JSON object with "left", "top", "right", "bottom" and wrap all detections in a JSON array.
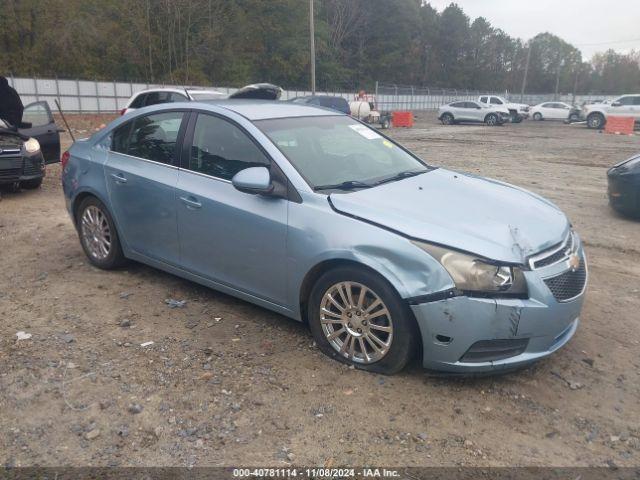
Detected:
[
  {"left": 412, "top": 241, "right": 528, "bottom": 295},
  {"left": 24, "top": 137, "right": 41, "bottom": 154}
]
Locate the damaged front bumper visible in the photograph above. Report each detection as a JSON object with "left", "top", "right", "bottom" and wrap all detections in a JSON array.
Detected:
[{"left": 411, "top": 249, "right": 586, "bottom": 373}]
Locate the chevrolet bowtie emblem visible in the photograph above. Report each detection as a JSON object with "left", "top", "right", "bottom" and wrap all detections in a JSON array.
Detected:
[{"left": 568, "top": 254, "right": 580, "bottom": 272}]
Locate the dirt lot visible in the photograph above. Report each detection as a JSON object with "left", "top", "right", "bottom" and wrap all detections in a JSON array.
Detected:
[{"left": 1, "top": 112, "right": 639, "bottom": 468}]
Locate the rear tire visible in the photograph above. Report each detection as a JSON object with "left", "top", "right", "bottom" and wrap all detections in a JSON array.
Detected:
[
  {"left": 76, "top": 196, "right": 127, "bottom": 269},
  {"left": 308, "top": 266, "right": 418, "bottom": 375},
  {"left": 20, "top": 178, "right": 43, "bottom": 189},
  {"left": 587, "top": 112, "right": 605, "bottom": 129},
  {"left": 533, "top": 112, "right": 543, "bottom": 121},
  {"left": 440, "top": 113, "right": 454, "bottom": 125}
]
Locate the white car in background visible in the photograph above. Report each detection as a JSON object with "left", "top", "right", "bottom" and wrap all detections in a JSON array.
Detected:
[
  {"left": 438, "top": 100, "right": 511, "bottom": 126},
  {"left": 120, "top": 88, "right": 225, "bottom": 115},
  {"left": 583, "top": 94, "right": 640, "bottom": 129},
  {"left": 530, "top": 102, "right": 581, "bottom": 122}
]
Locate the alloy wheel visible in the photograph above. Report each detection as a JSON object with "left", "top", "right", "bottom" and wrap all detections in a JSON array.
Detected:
[
  {"left": 80, "top": 205, "right": 112, "bottom": 260},
  {"left": 319, "top": 281, "right": 393, "bottom": 364}
]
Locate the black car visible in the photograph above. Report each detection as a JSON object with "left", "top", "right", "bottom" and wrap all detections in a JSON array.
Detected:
[
  {"left": 0, "top": 101, "right": 61, "bottom": 189},
  {"left": 607, "top": 154, "right": 640, "bottom": 218},
  {"left": 289, "top": 95, "right": 351, "bottom": 115}
]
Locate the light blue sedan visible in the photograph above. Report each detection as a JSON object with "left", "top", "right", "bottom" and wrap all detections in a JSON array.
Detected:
[{"left": 61, "top": 101, "right": 587, "bottom": 374}]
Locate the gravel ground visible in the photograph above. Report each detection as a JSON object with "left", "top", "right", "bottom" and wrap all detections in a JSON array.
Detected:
[{"left": 0, "top": 112, "right": 639, "bottom": 468}]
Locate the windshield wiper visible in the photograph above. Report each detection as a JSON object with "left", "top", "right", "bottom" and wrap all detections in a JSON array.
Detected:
[
  {"left": 313, "top": 180, "right": 373, "bottom": 191},
  {"left": 373, "top": 169, "right": 427, "bottom": 186}
]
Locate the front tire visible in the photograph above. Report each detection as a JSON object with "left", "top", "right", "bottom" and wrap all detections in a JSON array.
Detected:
[
  {"left": 533, "top": 112, "right": 543, "bottom": 121},
  {"left": 569, "top": 113, "right": 579, "bottom": 123},
  {"left": 77, "top": 196, "right": 126, "bottom": 269},
  {"left": 587, "top": 112, "right": 605, "bottom": 129},
  {"left": 308, "top": 266, "right": 417, "bottom": 375}
]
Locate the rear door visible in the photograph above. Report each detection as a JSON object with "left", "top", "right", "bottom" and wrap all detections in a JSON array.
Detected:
[
  {"left": 104, "top": 110, "right": 187, "bottom": 265},
  {"left": 19, "top": 101, "right": 61, "bottom": 163}
]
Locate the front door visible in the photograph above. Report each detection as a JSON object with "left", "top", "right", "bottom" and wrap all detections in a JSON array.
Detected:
[
  {"left": 19, "top": 101, "right": 61, "bottom": 163},
  {"left": 176, "top": 112, "right": 288, "bottom": 305},
  {"left": 104, "top": 110, "right": 186, "bottom": 265}
]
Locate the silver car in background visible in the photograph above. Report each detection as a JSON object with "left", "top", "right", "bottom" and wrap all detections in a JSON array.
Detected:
[{"left": 438, "top": 101, "right": 511, "bottom": 126}]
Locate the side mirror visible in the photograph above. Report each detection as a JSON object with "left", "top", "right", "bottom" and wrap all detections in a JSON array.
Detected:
[
  {"left": 611, "top": 101, "right": 622, "bottom": 107},
  {"left": 231, "top": 166, "right": 274, "bottom": 195}
]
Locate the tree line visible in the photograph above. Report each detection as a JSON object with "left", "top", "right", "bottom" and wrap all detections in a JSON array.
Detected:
[{"left": 1, "top": 0, "right": 639, "bottom": 94}]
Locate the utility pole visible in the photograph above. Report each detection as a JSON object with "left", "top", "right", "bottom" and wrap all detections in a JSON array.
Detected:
[
  {"left": 309, "top": 0, "right": 316, "bottom": 94},
  {"left": 520, "top": 43, "right": 531, "bottom": 103},
  {"left": 554, "top": 58, "right": 563, "bottom": 101}
]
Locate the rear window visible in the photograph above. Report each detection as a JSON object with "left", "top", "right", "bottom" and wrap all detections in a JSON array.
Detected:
[
  {"left": 129, "top": 93, "right": 147, "bottom": 108},
  {"left": 319, "top": 97, "right": 349, "bottom": 113}
]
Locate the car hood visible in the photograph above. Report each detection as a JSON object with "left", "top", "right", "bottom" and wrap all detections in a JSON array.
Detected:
[{"left": 329, "top": 168, "right": 570, "bottom": 264}]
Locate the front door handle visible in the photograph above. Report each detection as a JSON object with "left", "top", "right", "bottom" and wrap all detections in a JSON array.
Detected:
[
  {"left": 179, "top": 195, "right": 202, "bottom": 209},
  {"left": 110, "top": 173, "right": 127, "bottom": 184}
]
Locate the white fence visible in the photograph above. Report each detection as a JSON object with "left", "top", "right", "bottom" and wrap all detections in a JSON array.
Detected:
[{"left": 6, "top": 76, "right": 621, "bottom": 114}]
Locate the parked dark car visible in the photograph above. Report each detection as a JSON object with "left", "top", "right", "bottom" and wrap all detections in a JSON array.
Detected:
[
  {"left": 0, "top": 101, "right": 61, "bottom": 189},
  {"left": 289, "top": 95, "right": 351, "bottom": 114},
  {"left": 608, "top": 154, "right": 640, "bottom": 218}
]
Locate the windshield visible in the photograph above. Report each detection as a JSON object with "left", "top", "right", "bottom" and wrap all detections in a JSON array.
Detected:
[
  {"left": 256, "top": 116, "right": 430, "bottom": 190},
  {"left": 189, "top": 91, "right": 225, "bottom": 101}
]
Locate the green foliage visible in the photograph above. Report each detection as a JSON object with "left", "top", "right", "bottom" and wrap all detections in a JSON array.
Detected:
[{"left": 0, "top": 0, "right": 638, "bottom": 94}]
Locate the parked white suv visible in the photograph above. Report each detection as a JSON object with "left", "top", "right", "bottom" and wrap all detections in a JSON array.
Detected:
[
  {"left": 121, "top": 88, "right": 225, "bottom": 115},
  {"left": 478, "top": 95, "right": 530, "bottom": 123},
  {"left": 438, "top": 100, "right": 511, "bottom": 126},
  {"left": 583, "top": 94, "right": 640, "bottom": 129}
]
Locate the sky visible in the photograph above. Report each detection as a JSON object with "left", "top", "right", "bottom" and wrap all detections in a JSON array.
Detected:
[{"left": 426, "top": 0, "right": 640, "bottom": 60}]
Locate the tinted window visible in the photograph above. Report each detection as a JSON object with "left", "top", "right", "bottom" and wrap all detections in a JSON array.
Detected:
[
  {"left": 112, "top": 123, "right": 132, "bottom": 154},
  {"left": 450, "top": 102, "right": 465, "bottom": 108},
  {"left": 188, "top": 114, "right": 270, "bottom": 180},
  {"left": 465, "top": 102, "right": 479, "bottom": 108},
  {"left": 123, "top": 111, "right": 184, "bottom": 164},
  {"left": 144, "top": 91, "right": 173, "bottom": 106},
  {"left": 480, "top": 96, "right": 488, "bottom": 103},
  {"left": 490, "top": 97, "right": 502, "bottom": 105},
  {"left": 319, "top": 97, "right": 350, "bottom": 114},
  {"left": 129, "top": 93, "right": 147, "bottom": 108},
  {"left": 633, "top": 97, "right": 640, "bottom": 106}
]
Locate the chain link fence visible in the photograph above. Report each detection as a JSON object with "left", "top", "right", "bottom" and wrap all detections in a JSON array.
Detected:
[{"left": 7, "top": 75, "right": 621, "bottom": 114}]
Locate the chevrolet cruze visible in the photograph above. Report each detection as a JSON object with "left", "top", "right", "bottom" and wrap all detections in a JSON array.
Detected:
[{"left": 61, "top": 101, "right": 587, "bottom": 374}]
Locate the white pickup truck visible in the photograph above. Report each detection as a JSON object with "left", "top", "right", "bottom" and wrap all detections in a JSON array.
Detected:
[
  {"left": 582, "top": 94, "right": 640, "bottom": 129},
  {"left": 478, "top": 95, "right": 530, "bottom": 123}
]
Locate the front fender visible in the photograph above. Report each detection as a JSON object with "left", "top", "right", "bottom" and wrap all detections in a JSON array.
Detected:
[{"left": 288, "top": 194, "right": 454, "bottom": 319}]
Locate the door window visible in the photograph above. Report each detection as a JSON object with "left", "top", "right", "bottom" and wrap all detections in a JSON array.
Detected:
[
  {"left": 188, "top": 114, "right": 270, "bottom": 180},
  {"left": 489, "top": 97, "right": 503, "bottom": 105},
  {"left": 633, "top": 97, "right": 640, "bottom": 106},
  {"left": 480, "top": 97, "right": 488, "bottom": 103},
  {"left": 113, "top": 111, "right": 184, "bottom": 164},
  {"left": 170, "top": 92, "right": 189, "bottom": 102},
  {"left": 616, "top": 96, "right": 634, "bottom": 106},
  {"left": 22, "top": 102, "right": 52, "bottom": 127}
]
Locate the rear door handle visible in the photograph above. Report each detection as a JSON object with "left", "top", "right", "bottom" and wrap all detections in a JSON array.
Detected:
[
  {"left": 179, "top": 195, "right": 202, "bottom": 209},
  {"left": 110, "top": 173, "right": 127, "bottom": 184}
]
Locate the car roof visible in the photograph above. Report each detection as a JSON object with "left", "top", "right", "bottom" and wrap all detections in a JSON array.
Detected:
[
  {"left": 133, "top": 87, "right": 224, "bottom": 96},
  {"left": 201, "top": 100, "right": 344, "bottom": 120}
]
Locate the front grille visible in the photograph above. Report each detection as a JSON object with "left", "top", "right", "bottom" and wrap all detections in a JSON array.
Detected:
[
  {"left": 23, "top": 158, "right": 41, "bottom": 176},
  {"left": 543, "top": 260, "right": 587, "bottom": 302},
  {"left": 530, "top": 232, "right": 574, "bottom": 269},
  {"left": 0, "top": 156, "right": 23, "bottom": 181},
  {"left": 460, "top": 338, "right": 529, "bottom": 363}
]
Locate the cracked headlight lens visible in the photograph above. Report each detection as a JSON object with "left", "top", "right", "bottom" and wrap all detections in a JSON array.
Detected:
[{"left": 412, "top": 241, "right": 528, "bottom": 295}]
